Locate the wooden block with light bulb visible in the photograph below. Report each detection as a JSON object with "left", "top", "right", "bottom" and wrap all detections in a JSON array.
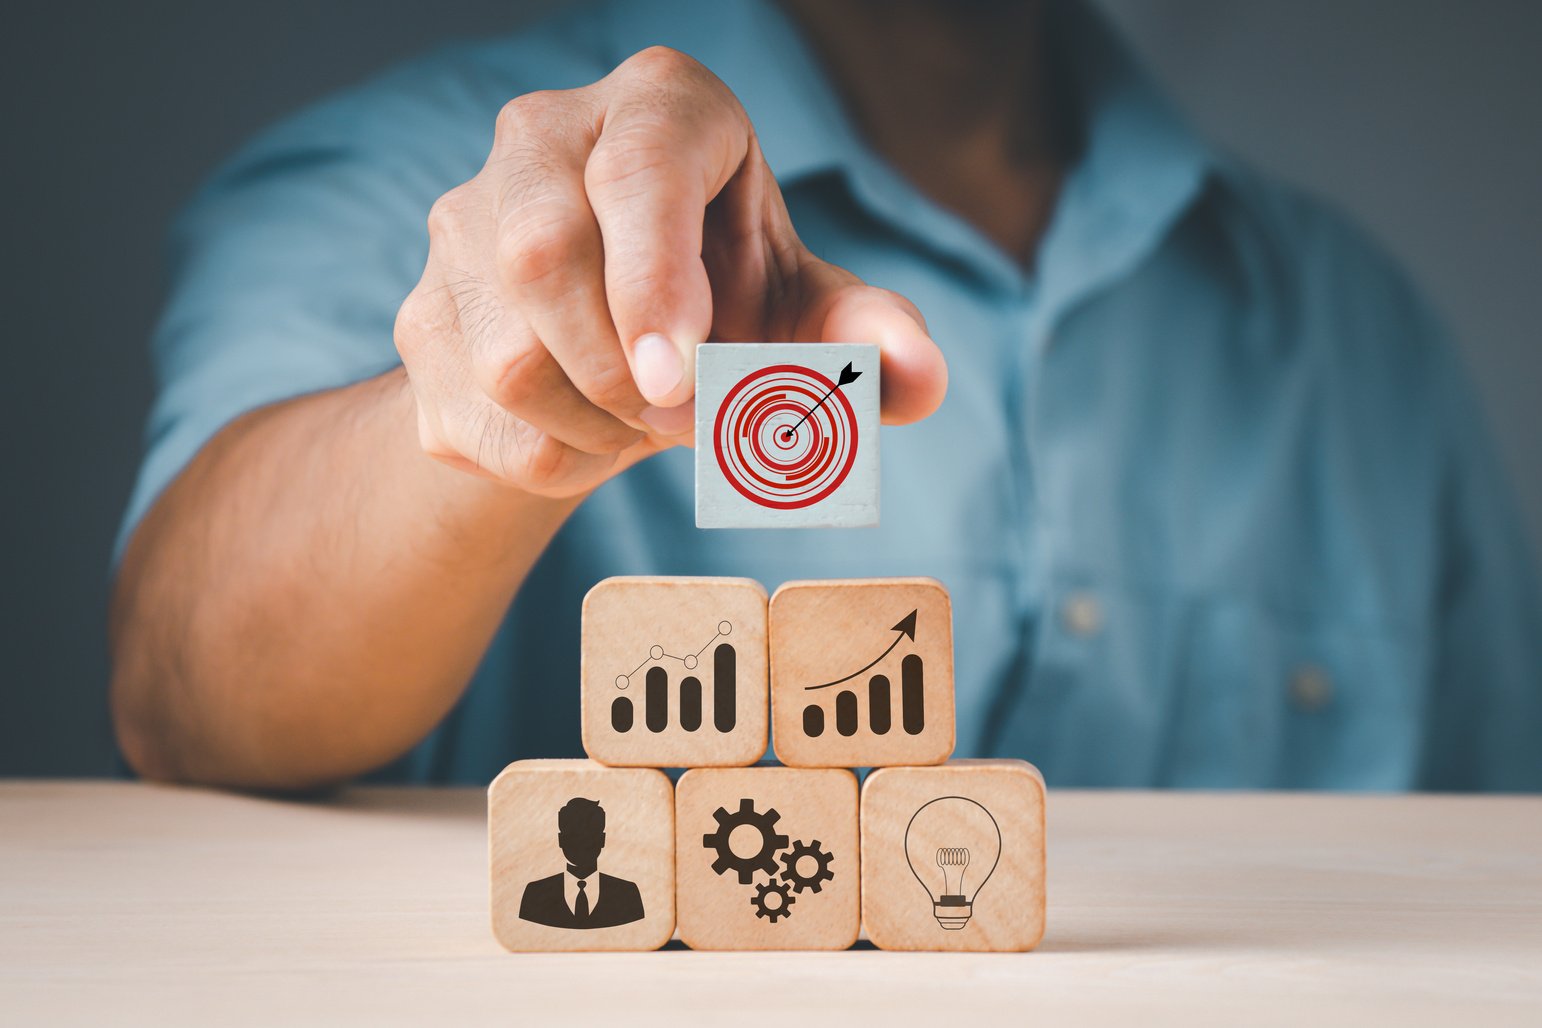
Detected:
[{"left": 859, "top": 759, "right": 1046, "bottom": 952}]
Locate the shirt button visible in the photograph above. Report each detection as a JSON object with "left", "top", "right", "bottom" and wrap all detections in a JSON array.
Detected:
[
  {"left": 1289, "top": 665, "right": 1333, "bottom": 712},
  {"left": 1060, "top": 592, "right": 1103, "bottom": 638}
]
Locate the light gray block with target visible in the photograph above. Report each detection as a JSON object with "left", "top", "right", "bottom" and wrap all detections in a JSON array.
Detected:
[{"left": 695, "top": 342, "right": 880, "bottom": 529}]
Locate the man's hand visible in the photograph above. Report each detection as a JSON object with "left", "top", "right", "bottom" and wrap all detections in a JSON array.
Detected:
[{"left": 395, "top": 46, "right": 947, "bottom": 497}]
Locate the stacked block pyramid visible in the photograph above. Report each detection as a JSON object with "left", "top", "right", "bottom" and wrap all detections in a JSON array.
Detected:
[{"left": 489, "top": 576, "right": 1046, "bottom": 952}]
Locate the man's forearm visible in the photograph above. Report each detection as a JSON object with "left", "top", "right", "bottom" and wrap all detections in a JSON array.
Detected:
[{"left": 109, "top": 368, "right": 579, "bottom": 789}]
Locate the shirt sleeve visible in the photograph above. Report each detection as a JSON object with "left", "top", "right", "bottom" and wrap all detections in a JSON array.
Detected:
[
  {"left": 1417, "top": 333, "right": 1542, "bottom": 791},
  {"left": 112, "top": 50, "right": 503, "bottom": 563}
]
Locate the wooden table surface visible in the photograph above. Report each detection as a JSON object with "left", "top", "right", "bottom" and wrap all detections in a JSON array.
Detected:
[{"left": 2, "top": 782, "right": 1539, "bottom": 1026}]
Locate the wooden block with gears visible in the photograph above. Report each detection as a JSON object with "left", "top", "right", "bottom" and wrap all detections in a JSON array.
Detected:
[
  {"left": 675, "top": 765, "right": 860, "bottom": 950},
  {"left": 860, "top": 760, "right": 1046, "bottom": 952},
  {"left": 581, "top": 576, "right": 769, "bottom": 767},
  {"left": 770, "top": 577, "right": 955, "bottom": 768},
  {"left": 695, "top": 342, "right": 880, "bottom": 529},
  {"left": 488, "top": 760, "right": 676, "bottom": 952}
]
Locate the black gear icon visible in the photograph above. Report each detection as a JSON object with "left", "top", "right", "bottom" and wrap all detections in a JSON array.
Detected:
[
  {"left": 778, "top": 839, "right": 836, "bottom": 894},
  {"left": 751, "top": 877, "right": 796, "bottom": 923},
  {"left": 702, "top": 798, "right": 790, "bottom": 884}
]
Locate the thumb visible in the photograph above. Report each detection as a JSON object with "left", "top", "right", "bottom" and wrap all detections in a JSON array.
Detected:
[{"left": 792, "top": 265, "right": 948, "bottom": 425}]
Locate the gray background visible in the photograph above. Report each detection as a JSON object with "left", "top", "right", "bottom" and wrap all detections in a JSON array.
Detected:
[{"left": 3, "top": 1, "right": 1537, "bottom": 776}]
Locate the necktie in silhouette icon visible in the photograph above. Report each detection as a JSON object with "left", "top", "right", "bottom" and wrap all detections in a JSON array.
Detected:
[{"left": 517, "top": 797, "right": 646, "bottom": 929}]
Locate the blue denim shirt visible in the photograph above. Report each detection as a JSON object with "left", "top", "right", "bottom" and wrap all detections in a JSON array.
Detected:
[{"left": 120, "top": 0, "right": 1542, "bottom": 789}]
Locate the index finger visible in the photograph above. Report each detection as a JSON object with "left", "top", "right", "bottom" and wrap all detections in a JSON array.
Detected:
[{"left": 584, "top": 47, "right": 754, "bottom": 408}]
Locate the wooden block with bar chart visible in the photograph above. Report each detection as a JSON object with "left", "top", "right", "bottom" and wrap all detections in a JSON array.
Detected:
[
  {"left": 859, "top": 760, "right": 1046, "bottom": 952},
  {"left": 769, "top": 577, "right": 955, "bottom": 768},
  {"left": 675, "top": 765, "right": 860, "bottom": 950},
  {"left": 581, "top": 576, "right": 769, "bottom": 767},
  {"left": 489, "top": 759, "right": 676, "bottom": 952}
]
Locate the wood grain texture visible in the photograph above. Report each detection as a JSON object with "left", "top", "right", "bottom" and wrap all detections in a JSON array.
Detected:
[
  {"left": 770, "top": 578, "right": 955, "bottom": 767},
  {"left": 675, "top": 766, "right": 860, "bottom": 950},
  {"left": 489, "top": 760, "right": 674, "bottom": 951},
  {"left": 581, "top": 577, "right": 768, "bottom": 767},
  {"left": 694, "top": 343, "right": 880, "bottom": 529},
  {"left": 4, "top": 783, "right": 1541, "bottom": 1025},
  {"left": 861, "top": 760, "right": 1046, "bottom": 951}
]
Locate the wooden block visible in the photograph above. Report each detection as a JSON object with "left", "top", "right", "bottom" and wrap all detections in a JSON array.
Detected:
[
  {"left": 860, "top": 760, "right": 1046, "bottom": 952},
  {"left": 581, "top": 576, "right": 769, "bottom": 767},
  {"left": 488, "top": 759, "right": 675, "bottom": 951},
  {"left": 694, "top": 342, "right": 880, "bottom": 529},
  {"left": 675, "top": 765, "right": 860, "bottom": 950},
  {"left": 770, "top": 577, "right": 955, "bottom": 767}
]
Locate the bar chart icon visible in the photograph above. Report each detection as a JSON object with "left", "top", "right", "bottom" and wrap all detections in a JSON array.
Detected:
[
  {"left": 799, "top": 610, "right": 924, "bottom": 738},
  {"left": 582, "top": 576, "right": 769, "bottom": 767},
  {"left": 802, "top": 654, "right": 926, "bottom": 738},
  {"left": 612, "top": 639, "right": 739, "bottom": 735},
  {"left": 770, "top": 578, "right": 955, "bottom": 768}
]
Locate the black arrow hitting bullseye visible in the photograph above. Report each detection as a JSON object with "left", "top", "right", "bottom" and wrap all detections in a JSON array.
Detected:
[
  {"left": 803, "top": 610, "right": 917, "bottom": 691},
  {"left": 780, "top": 361, "right": 863, "bottom": 441}
]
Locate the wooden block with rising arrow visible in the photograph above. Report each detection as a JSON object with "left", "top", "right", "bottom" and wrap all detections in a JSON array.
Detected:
[{"left": 769, "top": 578, "right": 955, "bottom": 767}]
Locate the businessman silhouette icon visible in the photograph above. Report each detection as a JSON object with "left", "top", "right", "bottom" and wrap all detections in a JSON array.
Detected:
[{"left": 518, "top": 796, "right": 645, "bottom": 929}]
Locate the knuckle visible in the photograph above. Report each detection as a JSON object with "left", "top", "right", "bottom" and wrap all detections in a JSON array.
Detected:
[
  {"left": 480, "top": 340, "right": 551, "bottom": 410},
  {"left": 414, "top": 411, "right": 458, "bottom": 462},
  {"left": 494, "top": 94, "right": 543, "bottom": 141},
  {"left": 393, "top": 288, "right": 437, "bottom": 361},
  {"left": 425, "top": 185, "right": 474, "bottom": 245},
  {"left": 497, "top": 213, "right": 584, "bottom": 291},
  {"left": 583, "top": 137, "right": 674, "bottom": 195},
  {"left": 622, "top": 45, "right": 700, "bottom": 83},
  {"left": 516, "top": 430, "right": 576, "bottom": 490},
  {"left": 494, "top": 90, "right": 577, "bottom": 147},
  {"left": 604, "top": 261, "right": 674, "bottom": 300},
  {"left": 572, "top": 355, "right": 643, "bottom": 414},
  {"left": 419, "top": 431, "right": 459, "bottom": 464}
]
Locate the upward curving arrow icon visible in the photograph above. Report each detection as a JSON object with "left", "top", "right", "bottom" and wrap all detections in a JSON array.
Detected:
[{"left": 802, "top": 610, "right": 918, "bottom": 692}]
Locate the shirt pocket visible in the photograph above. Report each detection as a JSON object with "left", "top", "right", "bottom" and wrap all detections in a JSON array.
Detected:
[
  {"left": 1157, "top": 592, "right": 1428, "bottom": 787},
  {"left": 1020, "top": 578, "right": 1429, "bottom": 788}
]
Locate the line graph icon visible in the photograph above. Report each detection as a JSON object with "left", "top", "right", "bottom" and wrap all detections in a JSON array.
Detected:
[
  {"left": 615, "top": 621, "right": 732, "bottom": 688},
  {"left": 582, "top": 576, "right": 769, "bottom": 767},
  {"left": 610, "top": 621, "right": 739, "bottom": 735}
]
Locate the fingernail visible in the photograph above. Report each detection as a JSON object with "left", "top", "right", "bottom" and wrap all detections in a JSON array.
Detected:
[
  {"left": 640, "top": 402, "right": 694, "bottom": 437},
  {"left": 632, "top": 332, "right": 684, "bottom": 403}
]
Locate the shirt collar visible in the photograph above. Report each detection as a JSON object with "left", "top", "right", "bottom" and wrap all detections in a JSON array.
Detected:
[
  {"left": 1029, "top": 0, "right": 1216, "bottom": 329},
  {"left": 602, "top": 0, "right": 1215, "bottom": 309}
]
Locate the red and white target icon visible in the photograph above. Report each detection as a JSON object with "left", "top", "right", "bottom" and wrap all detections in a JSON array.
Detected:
[{"left": 713, "top": 363, "right": 861, "bottom": 510}]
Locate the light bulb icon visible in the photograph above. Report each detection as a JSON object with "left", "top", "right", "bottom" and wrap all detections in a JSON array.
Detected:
[{"left": 904, "top": 796, "right": 1001, "bottom": 930}]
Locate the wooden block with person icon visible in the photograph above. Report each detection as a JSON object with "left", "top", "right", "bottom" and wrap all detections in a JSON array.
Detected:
[
  {"left": 859, "top": 759, "right": 1047, "bottom": 952},
  {"left": 488, "top": 759, "right": 675, "bottom": 951},
  {"left": 770, "top": 577, "right": 956, "bottom": 768},
  {"left": 581, "top": 576, "right": 769, "bottom": 767},
  {"left": 674, "top": 764, "right": 860, "bottom": 950}
]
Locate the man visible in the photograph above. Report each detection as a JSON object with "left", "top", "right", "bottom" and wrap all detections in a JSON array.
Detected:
[
  {"left": 109, "top": 0, "right": 1541, "bottom": 791},
  {"left": 519, "top": 797, "right": 645, "bottom": 929}
]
